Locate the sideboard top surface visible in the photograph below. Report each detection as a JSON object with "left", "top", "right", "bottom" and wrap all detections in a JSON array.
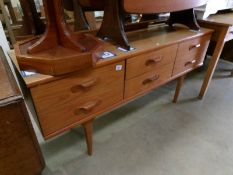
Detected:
[{"left": 10, "top": 24, "right": 213, "bottom": 88}]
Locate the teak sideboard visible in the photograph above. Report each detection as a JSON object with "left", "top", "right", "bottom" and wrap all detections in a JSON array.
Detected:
[{"left": 12, "top": 24, "right": 213, "bottom": 155}]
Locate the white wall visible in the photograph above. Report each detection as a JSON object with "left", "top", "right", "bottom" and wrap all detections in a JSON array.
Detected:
[{"left": 0, "top": 21, "right": 10, "bottom": 53}]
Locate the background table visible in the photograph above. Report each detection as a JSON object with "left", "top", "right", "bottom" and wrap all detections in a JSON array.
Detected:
[{"left": 198, "top": 11, "right": 233, "bottom": 98}]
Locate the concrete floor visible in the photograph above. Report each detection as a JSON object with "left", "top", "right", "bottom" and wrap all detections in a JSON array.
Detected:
[{"left": 37, "top": 60, "right": 233, "bottom": 175}]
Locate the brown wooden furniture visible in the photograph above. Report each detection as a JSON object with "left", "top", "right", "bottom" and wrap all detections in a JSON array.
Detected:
[
  {"left": 63, "top": 0, "right": 90, "bottom": 31},
  {"left": 123, "top": 0, "right": 207, "bottom": 13},
  {"left": 198, "top": 11, "right": 233, "bottom": 99},
  {"left": 15, "top": 0, "right": 207, "bottom": 75},
  {"left": 63, "top": 0, "right": 97, "bottom": 31},
  {"left": 78, "top": 0, "right": 207, "bottom": 12},
  {"left": 3, "top": 0, "right": 17, "bottom": 24},
  {"left": 0, "top": 47, "right": 45, "bottom": 175},
  {"left": 0, "top": 0, "right": 16, "bottom": 45},
  {"left": 11, "top": 25, "right": 212, "bottom": 156},
  {"left": 18, "top": 0, "right": 45, "bottom": 36},
  {"left": 64, "top": 0, "right": 166, "bottom": 33},
  {"left": 14, "top": 0, "right": 103, "bottom": 76},
  {"left": 78, "top": 0, "right": 208, "bottom": 49},
  {"left": 0, "top": 0, "right": 45, "bottom": 46}
]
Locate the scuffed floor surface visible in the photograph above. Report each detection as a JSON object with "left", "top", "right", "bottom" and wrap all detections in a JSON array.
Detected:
[{"left": 37, "top": 60, "right": 233, "bottom": 175}]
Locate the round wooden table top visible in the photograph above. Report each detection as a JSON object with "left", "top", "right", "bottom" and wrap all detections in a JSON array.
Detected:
[{"left": 78, "top": 0, "right": 208, "bottom": 13}]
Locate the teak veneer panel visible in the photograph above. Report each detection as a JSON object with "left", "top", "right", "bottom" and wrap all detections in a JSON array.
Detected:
[
  {"left": 123, "top": 0, "right": 207, "bottom": 13},
  {"left": 125, "top": 63, "right": 174, "bottom": 99},
  {"left": 78, "top": 0, "right": 207, "bottom": 14},
  {"left": 30, "top": 62, "right": 125, "bottom": 137},
  {"left": 173, "top": 34, "right": 211, "bottom": 76},
  {"left": 126, "top": 44, "right": 178, "bottom": 79},
  {"left": 0, "top": 102, "right": 45, "bottom": 175}
]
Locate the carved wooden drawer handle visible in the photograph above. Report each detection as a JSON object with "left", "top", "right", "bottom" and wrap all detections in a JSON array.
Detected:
[
  {"left": 142, "top": 74, "right": 160, "bottom": 85},
  {"left": 145, "top": 56, "right": 163, "bottom": 66},
  {"left": 71, "top": 78, "right": 98, "bottom": 93},
  {"left": 185, "top": 60, "right": 197, "bottom": 67},
  {"left": 189, "top": 44, "right": 201, "bottom": 51},
  {"left": 74, "top": 100, "right": 101, "bottom": 115}
]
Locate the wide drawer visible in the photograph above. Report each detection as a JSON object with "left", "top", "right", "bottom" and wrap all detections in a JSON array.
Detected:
[
  {"left": 31, "top": 62, "right": 125, "bottom": 138},
  {"left": 172, "top": 34, "right": 211, "bottom": 77},
  {"left": 126, "top": 45, "right": 178, "bottom": 79},
  {"left": 125, "top": 63, "right": 173, "bottom": 99}
]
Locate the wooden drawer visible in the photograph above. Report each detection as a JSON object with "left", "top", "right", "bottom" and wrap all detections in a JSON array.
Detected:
[
  {"left": 172, "top": 34, "right": 211, "bottom": 77},
  {"left": 125, "top": 63, "right": 173, "bottom": 99},
  {"left": 31, "top": 62, "right": 125, "bottom": 138},
  {"left": 126, "top": 45, "right": 178, "bottom": 79}
]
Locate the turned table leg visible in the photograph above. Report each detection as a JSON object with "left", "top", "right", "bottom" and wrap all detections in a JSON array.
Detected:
[
  {"left": 173, "top": 75, "right": 185, "bottom": 103},
  {"left": 82, "top": 120, "right": 94, "bottom": 156}
]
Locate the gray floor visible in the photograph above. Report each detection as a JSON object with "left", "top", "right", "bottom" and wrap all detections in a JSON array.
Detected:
[{"left": 37, "top": 60, "right": 233, "bottom": 175}]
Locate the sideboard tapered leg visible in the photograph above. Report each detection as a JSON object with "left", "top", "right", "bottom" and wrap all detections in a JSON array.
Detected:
[
  {"left": 82, "top": 120, "right": 94, "bottom": 156},
  {"left": 173, "top": 75, "right": 185, "bottom": 103}
]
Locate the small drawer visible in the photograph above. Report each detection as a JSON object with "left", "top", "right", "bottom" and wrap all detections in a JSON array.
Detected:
[
  {"left": 31, "top": 62, "right": 125, "bottom": 137},
  {"left": 125, "top": 63, "right": 173, "bottom": 99},
  {"left": 172, "top": 34, "right": 211, "bottom": 76},
  {"left": 126, "top": 45, "right": 178, "bottom": 79}
]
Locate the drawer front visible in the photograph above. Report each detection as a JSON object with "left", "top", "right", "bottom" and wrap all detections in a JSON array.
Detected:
[
  {"left": 126, "top": 45, "right": 178, "bottom": 79},
  {"left": 125, "top": 63, "right": 173, "bottom": 99},
  {"left": 172, "top": 34, "right": 211, "bottom": 77},
  {"left": 31, "top": 62, "right": 125, "bottom": 137}
]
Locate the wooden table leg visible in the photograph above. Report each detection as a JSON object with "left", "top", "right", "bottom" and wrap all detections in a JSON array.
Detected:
[
  {"left": 82, "top": 120, "right": 94, "bottom": 156},
  {"left": 28, "top": 0, "right": 89, "bottom": 54},
  {"left": 19, "top": 0, "right": 45, "bottom": 35},
  {"left": 73, "top": 0, "right": 90, "bottom": 31},
  {"left": 97, "top": 0, "right": 131, "bottom": 50},
  {"left": 173, "top": 75, "right": 185, "bottom": 103},
  {"left": 0, "top": 0, "right": 16, "bottom": 44},
  {"left": 199, "top": 26, "right": 229, "bottom": 99},
  {"left": 231, "top": 70, "right": 233, "bottom": 77}
]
